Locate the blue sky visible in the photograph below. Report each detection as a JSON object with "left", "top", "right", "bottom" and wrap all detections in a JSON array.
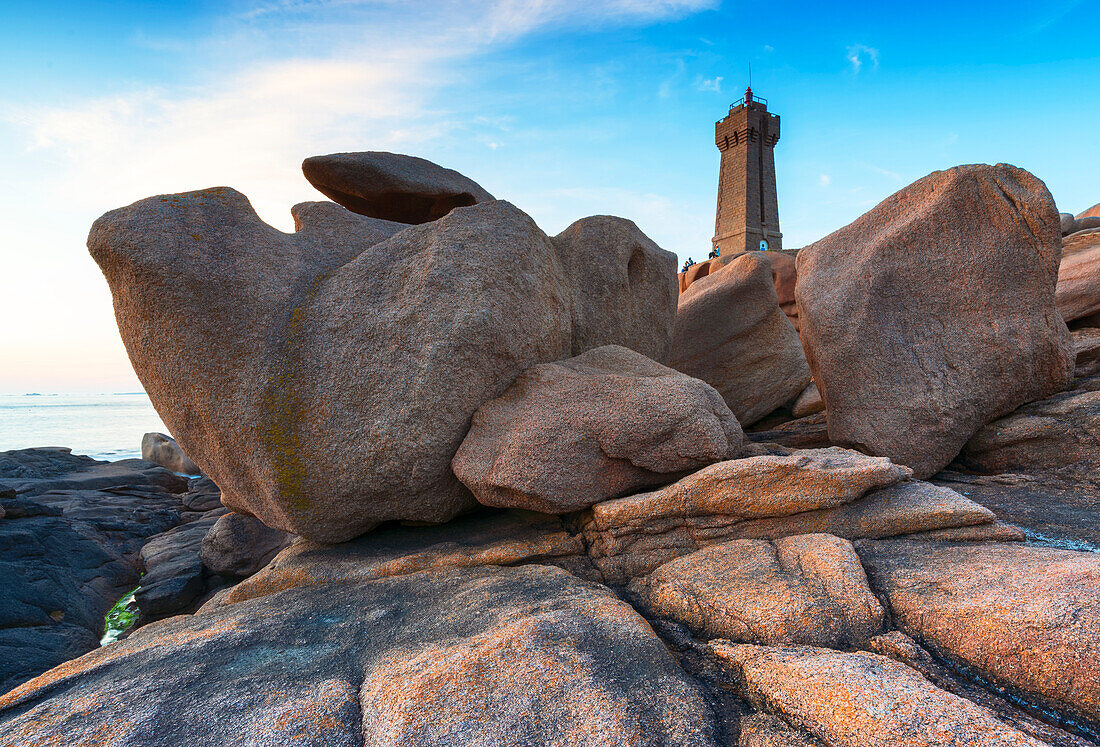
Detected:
[{"left": 1, "top": 0, "right": 1097, "bottom": 392}]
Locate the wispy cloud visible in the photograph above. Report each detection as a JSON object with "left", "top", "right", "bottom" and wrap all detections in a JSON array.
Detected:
[
  {"left": 861, "top": 162, "right": 904, "bottom": 184},
  {"left": 818, "top": 174, "right": 831, "bottom": 187},
  {"left": 695, "top": 76, "right": 723, "bottom": 93},
  {"left": 846, "top": 43, "right": 879, "bottom": 75}
]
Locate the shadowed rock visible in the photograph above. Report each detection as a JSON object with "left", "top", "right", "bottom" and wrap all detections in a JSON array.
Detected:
[
  {"left": 630, "top": 533, "right": 884, "bottom": 647},
  {"left": 671, "top": 252, "right": 811, "bottom": 426},
  {"left": 796, "top": 164, "right": 1073, "bottom": 478},
  {"left": 0, "top": 565, "right": 719, "bottom": 746},
  {"left": 453, "top": 345, "right": 743, "bottom": 513},
  {"left": 553, "top": 216, "right": 678, "bottom": 362},
  {"left": 859, "top": 539, "right": 1100, "bottom": 729},
  {"left": 791, "top": 383, "right": 823, "bottom": 418},
  {"left": 205, "top": 509, "right": 587, "bottom": 609},
  {"left": 301, "top": 151, "right": 494, "bottom": 224},
  {"left": 88, "top": 190, "right": 572, "bottom": 542},
  {"left": 0, "top": 448, "right": 188, "bottom": 692},
  {"left": 200, "top": 512, "right": 293, "bottom": 578},
  {"left": 712, "top": 643, "right": 1047, "bottom": 746}
]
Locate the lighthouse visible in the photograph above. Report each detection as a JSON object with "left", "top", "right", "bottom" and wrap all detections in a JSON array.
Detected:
[{"left": 712, "top": 86, "right": 782, "bottom": 255}]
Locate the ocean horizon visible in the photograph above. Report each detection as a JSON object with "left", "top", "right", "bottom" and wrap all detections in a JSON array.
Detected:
[{"left": 0, "top": 392, "right": 168, "bottom": 462}]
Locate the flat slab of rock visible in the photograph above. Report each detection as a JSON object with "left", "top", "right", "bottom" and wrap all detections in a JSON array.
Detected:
[
  {"left": 585, "top": 463, "right": 994, "bottom": 584},
  {"left": 712, "top": 643, "right": 1046, "bottom": 746},
  {"left": 671, "top": 251, "right": 810, "bottom": 426},
  {"left": 580, "top": 447, "right": 998, "bottom": 583},
  {"left": 301, "top": 151, "right": 494, "bottom": 224},
  {"left": 453, "top": 345, "right": 743, "bottom": 513},
  {"left": 0, "top": 565, "right": 719, "bottom": 746},
  {"left": 208, "top": 509, "right": 587, "bottom": 609},
  {"left": 553, "top": 217, "right": 678, "bottom": 362},
  {"left": 859, "top": 539, "right": 1100, "bottom": 728},
  {"left": 90, "top": 190, "right": 572, "bottom": 542},
  {"left": 631, "top": 533, "right": 883, "bottom": 647},
  {"left": 796, "top": 164, "right": 1073, "bottom": 478}
]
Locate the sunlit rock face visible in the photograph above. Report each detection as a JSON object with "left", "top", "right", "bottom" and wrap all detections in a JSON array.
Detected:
[{"left": 796, "top": 163, "right": 1073, "bottom": 478}]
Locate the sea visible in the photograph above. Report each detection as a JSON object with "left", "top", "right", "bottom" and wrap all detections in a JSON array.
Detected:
[{"left": 0, "top": 393, "right": 168, "bottom": 462}]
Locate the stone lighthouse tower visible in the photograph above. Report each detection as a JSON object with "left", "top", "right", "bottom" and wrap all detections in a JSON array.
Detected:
[{"left": 712, "top": 86, "right": 782, "bottom": 255}]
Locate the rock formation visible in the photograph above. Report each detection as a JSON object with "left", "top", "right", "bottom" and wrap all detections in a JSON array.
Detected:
[
  {"left": 671, "top": 252, "right": 810, "bottom": 425},
  {"left": 630, "top": 533, "right": 884, "bottom": 647},
  {"left": 453, "top": 345, "right": 742, "bottom": 513},
  {"left": 89, "top": 191, "right": 572, "bottom": 543},
  {"left": 796, "top": 164, "right": 1073, "bottom": 478},
  {"left": 0, "top": 448, "right": 188, "bottom": 691},
  {"left": 553, "top": 216, "right": 678, "bottom": 361},
  {"left": 0, "top": 565, "right": 718, "bottom": 747},
  {"left": 301, "top": 151, "right": 494, "bottom": 223}
]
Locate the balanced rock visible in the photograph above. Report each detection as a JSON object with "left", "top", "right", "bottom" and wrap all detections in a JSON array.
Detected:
[
  {"left": 859, "top": 539, "right": 1100, "bottom": 725},
  {"left": 671, "top": 251, "right": 811, "bottom": 425},
  {"left": 0, "top": 565, "right": 719, "bottom": 746},
  {"left": 453, "top": 345, "right": 742, "bottom": 513},
  {"left": 1056, "top": 229, "right": 1100, "bottom": 324},
  {"left": 713, "top": 643, "right": 1047, "bottom": 746},
  {"left": 301, "top": 151, "right": 493, "bottom": 224},
  {"left": 89, "top": 190, "right": 572, "bottom": 542},
  {"left": 141, "top": 432, "right": 200, "bottom": 475},
  {"left": 630, "top": 533, "right": 883, "bottom": 647},
  {"left": 553, "top": 217, "right": 678, "bottom": 362},
  {"left": 796, "top": 164, "right": 1073, "bottom": 478}
]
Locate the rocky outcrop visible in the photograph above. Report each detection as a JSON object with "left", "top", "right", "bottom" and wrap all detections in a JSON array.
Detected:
[
  {"left": 712, "top": 643, "right": 1047, "bottom": 746},
  {"left": 579, "top": 447, "right": 994, "bottom": 583},
  {"left": 134, "top": 508, "right": 228, "bottom": 623},
  {"left": 301, "top": 151, "right": 494, "bottom": 224},
  {"left": 859, "top": 539, "right": 1100, "bottom": 728},
  {"left": 553, "top": 217, "right": 678, "bottom": 362},
  {"left": 1056, "top": 229, "right": 1100, "bottom": 324},
  {"left": 1079, "top": 203, "right": 1100, "bottom": 220},
  {"left": 200, "top": 512, "right": 293, "bottom": 577},
  {"left": 959, "top": 384, "right": 1100, "bottom": 481},
  {"left": 671, "top": 252, "right": 811, "bottom": 426},
  {"left": 453, "top": 346, "right": 743, "bottom": 513},
  {"left": 0, "top": 449, "right": 189, "bottom": 692},
  {"left": 0, "top": 565, "right": 720, "bottom": 746},
  {"left": 141, "top": 432, "right": 200, "bottom": 475},
  {"left": 630, "top": 533, "right": 883, "bottom": 647},
  {"left": 796, "top": 164, "right": 1073, "bottom": 478},
  {"left": 89, "top": 191, "right": 573, "bottom": 543}
]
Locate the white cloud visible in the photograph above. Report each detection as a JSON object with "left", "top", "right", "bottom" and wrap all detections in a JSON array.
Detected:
[
  {"left": 696, "top": 76, "right": 723, "bottom": 93},
  {"left": 846, "top": 43, "right": 879, "bottom": 75},
  {"left": 818, "top": 174, "right": 831, "bottom": 187},
  {"left": 0, "top": 0, "right": 717, "bottom": 391}
]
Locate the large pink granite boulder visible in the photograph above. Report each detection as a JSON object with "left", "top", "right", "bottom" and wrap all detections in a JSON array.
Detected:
[
  {"left": 796, "top": 164, "right": 1073, "bottom": 478},
  {"left": 452, "top": 345, "right": 742, "bottom": 513},
  {"left": 89, "top": 190, "right": 572, "bottom": 543}
]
